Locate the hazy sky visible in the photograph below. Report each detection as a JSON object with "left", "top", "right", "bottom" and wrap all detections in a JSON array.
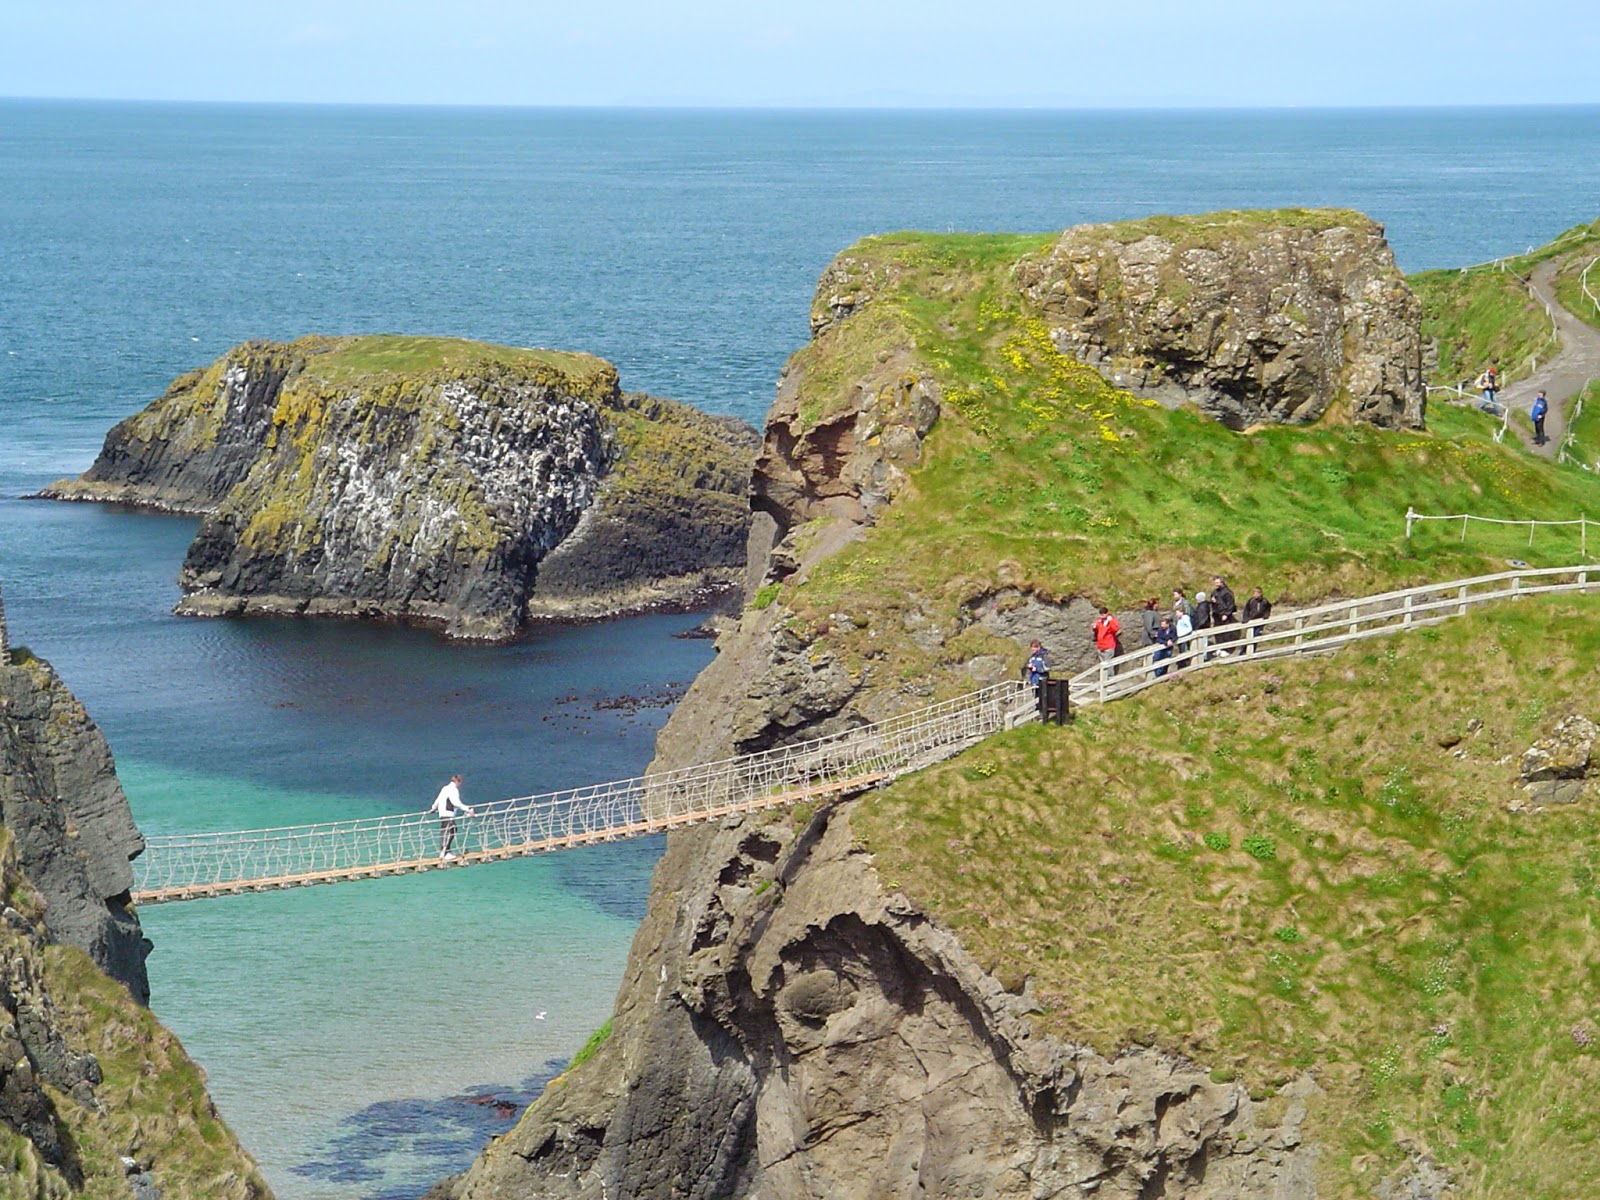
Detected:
[{"left": 5, "top": 0, "right": 1598, "bottom": 108}]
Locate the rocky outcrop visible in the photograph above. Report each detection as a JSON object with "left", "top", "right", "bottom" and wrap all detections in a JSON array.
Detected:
[
  {"left": 432, "top": 798, "right": 1320, "bottom": 1200},
  {"left": 41, "top": 337, "right": 756, "bottom": 640},
  {"left": 0, "top": 650, "right": 148, "bottom": 1003},
  {"left": 0, "top": 638, "right": 269, "bottom": 1197},
  {"left": 752, "top": 348, "right": 939, "bottom": 539},
  {"left": 1014, "top": 209, "right": 1426, "bottom": 430},
  {"left": 1518, "top": 714, "right": 1597, "bottom": 804}
]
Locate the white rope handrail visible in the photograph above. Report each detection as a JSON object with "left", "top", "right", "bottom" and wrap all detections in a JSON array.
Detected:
[
  {"left": 132, "top": 680, "right": 1037, "bottom": 903},
  {"left": 1404, "top": 506, "right": 1594, "bottom": 556}
]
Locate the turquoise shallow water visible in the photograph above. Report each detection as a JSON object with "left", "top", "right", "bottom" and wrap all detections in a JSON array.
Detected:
[{"left": 3, "top": 101, "right": 1599, "bottom": 1197}]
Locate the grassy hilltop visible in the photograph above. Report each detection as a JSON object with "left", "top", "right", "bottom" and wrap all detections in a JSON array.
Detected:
[
  {"left": 755, "top": 214, "right": 1600, "bottom": 1195},
  {"left": 761, "top": 217, "right": 1600, "bottom": 702}
]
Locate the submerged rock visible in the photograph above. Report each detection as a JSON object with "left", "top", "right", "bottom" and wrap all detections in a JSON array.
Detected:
[
  {"left": 1014, "top": 208, "right": 1426, "bottom": 430},
  {"left": 42, "top": 336, "right": 757, "bottom": 640}
]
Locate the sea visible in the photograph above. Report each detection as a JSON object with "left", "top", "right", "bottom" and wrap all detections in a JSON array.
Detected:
[{"left": 2, "top": 101, "right": 1597, "bottom": 1199}]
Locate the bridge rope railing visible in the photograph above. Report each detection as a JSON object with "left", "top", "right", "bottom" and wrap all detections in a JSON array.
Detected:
[
  {"left": 137, "top": 564, "right": 1600, "bottom": 903},
  {"left": 133, "top": 680, "right": 1036, "bottom": 902},
  {"left": 1067, "top": 563, "right": 1596, "bottom": 706}
]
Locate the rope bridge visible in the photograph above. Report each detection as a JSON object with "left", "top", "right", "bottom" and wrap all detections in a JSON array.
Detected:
[
  {"left": 132, "top": 681, "right": 1036, "bottom": 904},
  {"left": 134, "top": 563, "right": 1599, "bottom": 905}
]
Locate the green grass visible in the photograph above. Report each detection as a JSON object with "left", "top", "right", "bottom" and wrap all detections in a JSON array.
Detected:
[
  {"left": 301, "top": 334, "right": 611, "bottom": 388},
  {"left": 1563, "top": 380, "right": 1600, "bottom": 472},
  {"left": 40, "top": 945, "right": 271, "bottom": 1200},
  {"left": 1410, "top": 217, "right": 1600, "bottom": 387},
  {"left": 853, "top": 595, "right": 1600, "bottom": 1198},
  {"left": 1410, "top": 267, "right": 1556, "bottom": 388},
  {"left": 761, "top": 224, "right": 1600, "bottom": 702},
  {"left": 1061, "top": 206, "right": 1367, "bottom": 249},
  {"left": 567, "top": 1019, "right": 613, "bottom": 1072}
]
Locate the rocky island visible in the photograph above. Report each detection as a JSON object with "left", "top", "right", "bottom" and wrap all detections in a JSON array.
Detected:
[
  {"left": 42, "top": 336, "right": 758, "bottom": 640},
  {"left": 428, "top": 211, "right": 1600, "bottom": 1199}
]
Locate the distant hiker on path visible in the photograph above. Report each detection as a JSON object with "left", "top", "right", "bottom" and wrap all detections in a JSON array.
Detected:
[
  {"left": 1532, "top": 391, "right": 1550, "bottom": 444},
  {"left": 1092, "top": 607, "right": 1121, "bottom": 672},
  {"left": 1192, "top": 591, "right": 1214, "bottom": 663},
  {"left": 1242, "top": 586, "right": 1272, "bottom": 651},
  {"left": 1476, "top": 365, "right": 1500, "bottom": 413},
  {"left": 1024, "top": 640, "right": 1050, "bottom": 688},
  {"left": 431, "top": 774, "right": 473, "bottom": 860}
]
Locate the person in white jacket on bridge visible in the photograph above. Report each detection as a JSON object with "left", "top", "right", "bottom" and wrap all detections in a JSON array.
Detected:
[{"left": 431, "top": 774, "right": 473, "bottom": 860}]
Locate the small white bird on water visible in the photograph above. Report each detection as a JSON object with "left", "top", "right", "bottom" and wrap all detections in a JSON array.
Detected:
[{"left": 535, "top": 1011, "right": 547, "bottom": 1020}]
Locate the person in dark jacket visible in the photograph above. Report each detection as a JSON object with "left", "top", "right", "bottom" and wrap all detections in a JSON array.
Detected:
[
  {"left": 1242, "top": 586, "right": 1272, "bottom": 653},
  {"left": 1192, "top": 590, "right": 1213, "bottom": 663},
  {"left": 1024, "top": 640, "right": 1050, "bottom": 687},
  {"left": 1210, "top": 576, "right": 1238, "bottom": 653},
  {"left": 1141, "top": 597, "right": 1161, "bottom": 646},
  {"left": 1152, "top": 616, "right": 1178, "bottom": 678}
]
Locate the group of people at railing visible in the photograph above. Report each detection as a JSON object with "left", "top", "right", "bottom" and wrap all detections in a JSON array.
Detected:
[{"left": 1024, "top": 575, "right": 1276, "bottom": 692}]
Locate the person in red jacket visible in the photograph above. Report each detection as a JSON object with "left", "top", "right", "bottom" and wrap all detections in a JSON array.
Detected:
[{"left": 1092, "top": 607, "right": 1121, "bottom": 673}]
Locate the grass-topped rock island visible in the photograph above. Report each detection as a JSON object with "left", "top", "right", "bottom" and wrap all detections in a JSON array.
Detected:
[{"left": 42, "top": 335, "right": 758, "bottom": 640}]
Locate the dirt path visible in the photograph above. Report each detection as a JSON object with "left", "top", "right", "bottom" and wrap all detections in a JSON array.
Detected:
[{"left": 1496, "top": 259, "right": 1600, "bottom": 457}]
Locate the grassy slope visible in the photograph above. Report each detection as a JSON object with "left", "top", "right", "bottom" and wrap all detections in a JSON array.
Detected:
[
  {"left": 854, "top": 596, "right": 1600, "bottom": 1199},
  {"left": 766, "top": 223, "right": 1600, "bottom": 704},
  {"left": 1411, "top": 217, "right": 1600, "bottom": 389},
  {"left": 750, "top": 213, "right": 1600, "bottom": 1195}
]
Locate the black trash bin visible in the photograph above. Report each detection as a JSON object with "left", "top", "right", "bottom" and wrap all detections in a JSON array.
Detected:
[{"left": 1037, "top": 678, "right": 1070, "bottom": 725}]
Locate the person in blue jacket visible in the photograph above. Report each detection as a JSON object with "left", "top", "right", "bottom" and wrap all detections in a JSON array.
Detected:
[
  {"left": 1532, "top": 391, "right": 1549, "bottom": 445},
  {"left": 1151, "top": 616, "right": 1178, "bottom": 678},
  {"left": 1024, "top": 640, "right": 1050, "bottom": 687}
]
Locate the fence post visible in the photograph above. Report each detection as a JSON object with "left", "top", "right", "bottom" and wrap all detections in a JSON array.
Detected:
[
  {"left": 1458, "top": 585, "right": 1468, "bottom": 616},
  {"left": 1461, "top": 515, "right": 1468, "bottom": 543},
  {"left": 1405, "top": 506, "right": 1415, "bottom": 539},
  {"left": 1403, "top": 593, "right": 1414, "bottom": 626},
  {"left": 1294, "top": 614, "right": 1305, "bottom": 649},
  {"left": 1529, "top": 520, "right": 1535, "bottom": 548}
]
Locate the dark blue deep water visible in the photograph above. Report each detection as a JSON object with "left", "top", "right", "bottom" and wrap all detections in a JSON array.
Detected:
[{"left": 2, "top": 101, "right": 1597, "bottom": 1198}]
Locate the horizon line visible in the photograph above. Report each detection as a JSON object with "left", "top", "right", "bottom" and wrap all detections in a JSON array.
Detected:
[{"left": 4, "top": 95, "right": 1599, "bottom": 115}]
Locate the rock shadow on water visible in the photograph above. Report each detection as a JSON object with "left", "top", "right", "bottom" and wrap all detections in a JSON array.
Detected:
[{"left": 291, "top": 1060, "right": 565, "bottom": 1199}]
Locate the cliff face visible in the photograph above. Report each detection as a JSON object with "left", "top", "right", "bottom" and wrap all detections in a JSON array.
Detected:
[
  {"left": 43, "top": 336, "right": 756, "bottom": 640},
  {"left": 1012, "top": 210, "right": 1425, "bottom": 430},
  {"left": 436, "top": 801, "right": 1322, "bottom": 1200},
  {"left": 429, "top": 214, "right": 1540, "bottom": 1199},
  {"left": 0, "top": 652, "right": 148, "bottom": 1004},
  {"left": 0, "top": 640, "right": 269, "bottom": 1198}
]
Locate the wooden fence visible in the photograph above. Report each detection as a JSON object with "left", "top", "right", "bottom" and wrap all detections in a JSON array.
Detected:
[{"left": 1067, "top": 564, "right": 1597, "bottom": 705}]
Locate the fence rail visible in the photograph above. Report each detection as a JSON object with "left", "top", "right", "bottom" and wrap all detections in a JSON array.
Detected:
[
  {"left": 1582, "top": 255, "right": 1599, "bottom": 318},
  {"left": 1067, "top": 564, "right": 1596, "bottom": 705},
  {"left": 132, "top": 681, "right": 1037, "bottom": 904},
  {"left": 1404, "top": 507, "right": 1594, "bottom": 556}
]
